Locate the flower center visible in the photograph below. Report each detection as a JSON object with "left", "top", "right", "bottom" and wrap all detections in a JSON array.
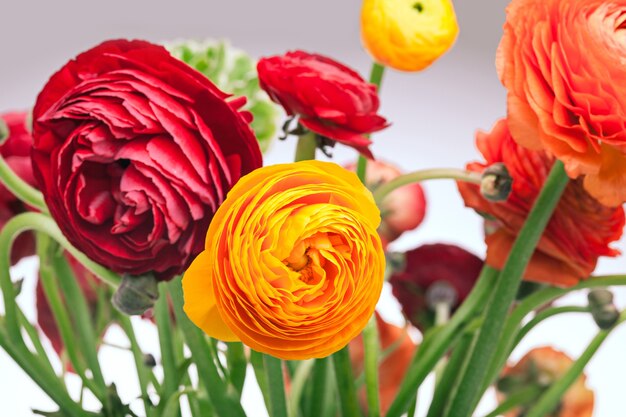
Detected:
[{"left": 284, "top": 232, "right": 349, "bottom": 285}]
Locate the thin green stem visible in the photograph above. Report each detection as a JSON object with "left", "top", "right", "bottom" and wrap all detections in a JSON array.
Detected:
[
  {"left": 445, "top": 161, "right": 569, "bottom": 417},
  {"left": 0, "top": 154, "right": 47, "bottom": 212},
  {"left": 513, "top": 306, "right": 590, "bottom": 347},
  {"left": 287, "top": 359, "right": 315, "bottom": 417},
  {"left": 385, "top": 266, "right": 499, "bottom": 417},
  {"left": 373, "top": 169, "right": 482, "bottom": 205},
  {"left": 332, "top": 345, "right": 361, "bottom": 417},
  {"left": 263, "top": 354, "right": 289, "bottom": 417},
  {"left": 482, "top": 385, "right": 542, "bottom": 417},
  {"left": 524, "top": 310, "right": 626, "bottom": 417},
  {"left": 155, "top": 284, "right": 179, "bottom": 414},
  {"left": 118, "top": 315, "right": 155, "bottom": 417},
  {"left": 294, "top": 131, "right": 317, "bottom": 161},
  {"left": 363, "top": 316, "right": 381, "bottom": 417}
]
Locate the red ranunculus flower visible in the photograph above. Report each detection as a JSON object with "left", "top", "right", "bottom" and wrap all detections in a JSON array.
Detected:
[
  {"left": 36, "top": 253, "right": 113, "bottom": 368},
  {"left": 257, "top": 51, "right": 388, "bottom": 158},
  {"left": 32, "top": 40, "right": 262, "bottom": 280},
  {"left": 345, "top": 159, "right": 426, "bottom": 248},
  {"left": 457, "top": 119, "right": 624, "bottom": 287},
  {"left": 0, "top": 111, "right": 37, "bottom": 264},
  {"left": 389, "top": 243, "right": 483, "bottom": 331}
]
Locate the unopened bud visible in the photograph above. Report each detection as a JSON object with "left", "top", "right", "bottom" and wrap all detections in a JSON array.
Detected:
[
  {"left": 588, "top": 288, "right": 613, "bottom": 307},
  {"left": 425, "top": 281, "right": 458, "bottom": 310},
  {"left": 480, "top": 163, "right": 513, "bottom": 202},
  {"left": 112, "top": 273, "right": 158, "bottom": 316},
  {"left": 0, "top": 118, "right": 9, "bottom": 145},
  {"left": 143, "top": 353, "right": 157, "bottom": 368},
  {"left": 588, "top": 289, "right": 619, "bottom": 329}
]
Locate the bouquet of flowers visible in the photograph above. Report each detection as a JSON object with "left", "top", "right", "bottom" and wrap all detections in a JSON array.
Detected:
[{"left": 1, "top": 0, "right": 625, "bottom": 416}]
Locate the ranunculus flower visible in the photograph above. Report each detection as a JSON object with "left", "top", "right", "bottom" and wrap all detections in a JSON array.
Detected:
[
  {"left": 0, "top": 111, "right": 37, "bottom": 264},
  {"left": 457, "top": 119, "right": 624, "bottom": 287},
  {"left": 345, "top": 160, "right": 426, "bottom": 248},
  {"left": 497, "top": 347, "right": 594, "bottom": 417},
  {"left": 36, "top": 253, "right": 113, "bottom": 368},
  {"left": 389, "top": 243, "right": 483, "bottom": 331},
  {"left": 349, "top": 313, "right": 417, "bottom": 415},
  {"left": 498, "top": 0, "right": 626, "bottom": 206},
  {"left": 183, "top": 161, "right": 385, "bottom": 360},
  {"left": 257, "top": 51, "right": 388, "bottom": 159},
  {"left": 361, "top": 0, "right": 459, "bottom": 72},
  {"left": 31, "top": 40, "right": 262, "bottom": 280}
]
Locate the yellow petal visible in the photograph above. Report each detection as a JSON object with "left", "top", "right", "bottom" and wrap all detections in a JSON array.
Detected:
[{"left": 182, "top": 251, "right": 239, "bottom": 342}]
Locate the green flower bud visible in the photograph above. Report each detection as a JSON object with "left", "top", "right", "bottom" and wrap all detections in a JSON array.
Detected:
[
  {"left": 112, "top": 273, "right": 158, "bottom": 316},
  {"left": 480, "top": 163, "right": 513, "bottom": 202}
]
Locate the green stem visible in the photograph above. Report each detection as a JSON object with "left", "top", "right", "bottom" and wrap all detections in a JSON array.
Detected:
[
  {"left": 294, "top": 131, "right": 317, "bottom": 161},
  {"left": 168, "top": 278, "right": 246, "bottom": 417},
  {"left": 155, "top": 284, "right": 179, "bottom": 414},
  {"left": 369, "top": 62, "right": 386, "bottom": 88},
  {"left": 482, "top": 385, "right": 543, "bottom": 417},
  {"left": 385, "top": 266, "right": 499, "bottom": 417},
  {"left": 373, "top": 169, "right": 482, "bottom": 205},
  {"left": 263, "top": 354, "right": 289, "bottom": 417},
  {"left": 524, "top": 310, "right": 626, "bottom": 417},
  {"left": 363, "top": 316, "right": 381, "bottom": 417},
  {"left": 513, "top": 306, "right": 590, "bottom": 347},
  {"left": 0, "top": 154, "right": 47, "bottom": 212},
  {"left": 226, "top": 342, "right": 247, "bottom": 398},
  {"left": 332, "top": 345, "right": 361, "bottom": 417},
  {"left": 307, "top": 358, "right": 334, "bottom": 417},
  {"left": 445, "top": 161, "right": 569, "bottom": 417},
  {"left": 287, "top": 359, "right": 315, "bottom": 417},
  {"left": 356, "top": 156, "right": 368, "bottom": 184},
  {"left": 118, "top": 315, "right": 155, "bottom": 417}
]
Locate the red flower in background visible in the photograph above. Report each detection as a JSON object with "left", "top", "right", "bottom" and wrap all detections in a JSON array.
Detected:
[
  {"left": 345, "top": 159, "right": 426, "bottom": 248},
  {"left": 349, "top": 313, "right": 417, "bottom": 415},
  {"left": 36, "top": 253, "right": 113, "bottom": 366},
  {"left": 389, "top": 244, "right": 483, "bottom": 331},
  {"left": 497, "top": 0, "right": 626, "bottom": 206},
  {"left": 32, "top": 40, "right": 262, "bottom": 280},
  {"left": 498, "top": 347, "right": 594, "bottom": 417},
  {"left": 0, "top": 111, "right": 37, "bottom": 264},
  {"left": 257, "top": 51, "right": 388, "bottom": 158},
  {"left": 457, "top": 119, "right": 624, "bottom": 287}
]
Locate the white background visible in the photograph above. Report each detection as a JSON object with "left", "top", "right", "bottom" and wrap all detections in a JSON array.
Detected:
[{"left": 1, "top": 0, "right": 625, "bottom": 416}]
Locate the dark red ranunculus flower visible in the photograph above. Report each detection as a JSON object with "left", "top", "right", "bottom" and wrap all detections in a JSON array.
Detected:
[
  {"left": 257, "top": 51, "right": 388, "bottom": 158},
  {"left": 0, "top": 111, "right": 37, "bottom": 264},
  {"left": 457, "top": 119, "right": 624, "bottom": 287},
  {"left": 389, "top": 243, "right": 483, "bottom": 331},
  {"left": 32, "top": 40, "right": 262, "bottom": 280},
  {"left": 36, "top": 253, "right": 113, "bottom": 368}
]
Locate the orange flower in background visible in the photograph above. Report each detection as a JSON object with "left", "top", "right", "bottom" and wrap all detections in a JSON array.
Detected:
[
  {"left": 345, "top": 160, "right": 426, "bottom": 248},
  {"left": 183, "top": 161, "right": 385, "bottom": 360},
  {"left": 457, "top": 119, "right": 624, "bottom": 286},
  {"left": 361, "top": 0, "right": 459, "bottom": 71},
  {"left": 498, "top": 347, "right": 594, "bottom": 417},
  {"left": 349, "top": 313, "right": 418, "bottom": 415},
  {"left": 498, "top": 0, "right": 626, "bottom": 206}
]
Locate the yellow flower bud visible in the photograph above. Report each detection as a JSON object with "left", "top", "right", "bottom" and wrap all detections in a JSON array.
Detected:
[{"left": 361, "top": 0, "right": 459, "bottom": 72}]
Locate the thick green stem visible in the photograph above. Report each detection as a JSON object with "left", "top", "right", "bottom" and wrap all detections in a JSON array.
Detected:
[
  {"left": 155, "top": 284, "right": 179, "bottom": 414},
  {"left": 263, "top": 354, "right": 289, "bottom": 417},
  {"left": 385, "top": 266, "right": 499, "bottom": 417},
  {"left": 0, "top": 154, "right": 47, "bottom": 212},
  {"left": 445, "top": 161, "right": 569, "bottom": 417},
  {"left": 294, "top": 131, "right": 317, "bottom": 161},
  {"left": 524, "top": 310, "right": 626, "bottom": 417},
  {"left": 332, "top": 345, "right": 361, "bottom": 417},
  {"left": 363, "top": 316, "right": 381, "bottom": 417},
  {"left": 307, "top": 358, "right": 334, "bottom": 417},
  {"left": 373, "top": 169, "right": 482, "bottom": 205},
  {"left": 287, "top": 359, "right": 315, "bottom": 417},
  {"left": 226, "top": 342, "right": 247, "bottom": 397}
]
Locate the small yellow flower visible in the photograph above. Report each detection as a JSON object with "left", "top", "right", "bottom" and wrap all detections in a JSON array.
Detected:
[
  {"left": 361, "top": 0, "right": 459, "bottom": 72},
  {"left": 183, "top": 161, "right": 385, "bottom": 360}
]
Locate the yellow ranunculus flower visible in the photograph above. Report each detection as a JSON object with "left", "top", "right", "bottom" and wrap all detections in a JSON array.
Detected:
[
  {"left": 182, "top": 161, "right": 385, "bottom": 360},
  {"left": 361, "top": 0, "right": 459, "bottom": 72}
]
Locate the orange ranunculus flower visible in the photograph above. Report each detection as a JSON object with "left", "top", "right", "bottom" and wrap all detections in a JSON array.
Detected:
[
  {"left": 349, "top": 313, "right": 417, "bottom": 415},
  {"left": 457, "top": 119, "right": 624, "bottom": 287},
  {"left": 183, "top": 161, "right": 385, "bottom": 360},
  {"left": 361, "top": 0, "right": 459, "bottom": 72},
  {"left": 498, "top": 347, "right": 594, "bottom": 417},
  {"left": 498, "top": 0, "right": 626, "bottom": 206}
]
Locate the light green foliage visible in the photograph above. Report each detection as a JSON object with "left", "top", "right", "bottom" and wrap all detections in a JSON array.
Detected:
[{"left": 166, "top": 39, "right": 280, "bottom": 153}]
